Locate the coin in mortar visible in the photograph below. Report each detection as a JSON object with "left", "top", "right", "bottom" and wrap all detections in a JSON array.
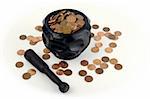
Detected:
[
  {"left": 91, "top": 47, "right": 99, "bottom": 53},
  {"left": 95, "top": 42, "right": 103, "bottom": 48},
  {"left": 84, "top": 75, "right": 93, "bottom": 82},
  {"left": 114, "top": 64, "right": 123, "bottom": 70},
  {"left": 87, "top": 64, "right": 96, "bottom": 70},
  {"left": 92, "top": 24, "right": 99, "bottom": 29},
  {"left": 103, "top": 27, "right": 110, "bottom": 32},
  {"left": 101, "top": 56, "right": 110, "bottom": 62},
  {"left": 15, "top": 61, "right": 24, "bottom": 68},
  {"left": 22, "top": 73, "right": 31, "bottom": 80},
  {"left": 114, "top": 31, "right": 122, "bottom": 36},
  {"left": 105, "top": 47, "right": 113, "bottom": 53},
  {"left": 19, "top": 35, "right": 27, "bottom": 40},
  {"left": 59, "top": 61, "right": 68, "bottom": 68},
  {"left": 109, "top": 42, "right": 117, "bottom": 48},
  {"left": 42, "top": 54, "right": 50, "bottom": 60},
  {"left": 52, "top": 63, "right": 60, "bottom": 70},
  {"left": 95, "top": 68, "right": 103, "bottom": 74},
  {"left": 27, "top": 69, "right": 36, "bottom": 76},
  {"left": 17, "top": 49, "right": 25, "bottom": 56},
  {"left": 64, "top": 69, "right": 72, "bottom": 76},
  {"left": 93, "top": 59, "right": 101, "bottom": 65},
  {"left": 43, "top": 48, "right": 50, "bottom": 53},
  {"left": 109, "top": 58, "right": 118, "bottom": 64},
  {"left": 100, "top": 63, "right": 108, "bottom": 69},
  {"left": 66, "top": 15, "right": 76, "bottom": 23},
  {"left": 56, "top": 69, "right": 64, "bottom": 75},
  {"left": 79, "top": 70, "right": 87, "bottom": 76}
]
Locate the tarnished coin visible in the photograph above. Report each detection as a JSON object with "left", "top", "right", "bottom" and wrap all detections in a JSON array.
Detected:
[
  {"left": 87, "top": 64, "right": 96, "bottom": 70},
  {"left": 19, "top": 35, "right": 27, "bottom": 40},
  {"left": 97, "top": 32, "right": 105, "bottom": 37},
  {"left": 35, "top": 25, "right": 43, "bottom": 32},
  {"left": 84, "top": 75, "right": 93, "bottom": 82},
  {"left": 92, "top": 24, "right": 99, "bottom": 29},
  {"left": 27, "top": 69, "right": 36, "bottom": 76},
  {"left": 100, "top": 63, "right": 108, "bottom": 69},
  {"left": 56, "top": 69, "right": 64, "bottom": 75},
  {"left": 17, "top": 49, "right": 25, "bottom": 56},
  {"left": 114, "top": 31, "right": 122, "bottom": 36},
  {"left": 95, "top": 68, "right": 103, "bottom": 74},
  {"left": 95, "top": 42, "right": 103, "bottom": 48},
  {"left": 103, "top": 27, "right": 110, "bottom": 32},
  {"left": 22, "top": 73, "right": 31, "bottom": 80},
  {"left": 79, "top": 70, "right": 87, "bottom": 76},
  {"left": 42, "top": 54, "right": 50, "bottom": 60},
  {"left": 93, "top": 59, "right": 101, "bottom": 65},
  {"left": 91, "top": 47, "right": 99, "bottom": 53},
  {"left": 52, "top": 63, "right": 60, "bottom": 70},
  {"left": 94, "top": 36, "right": 101, "bottom": 41},
  {"left": 80, "top": 60, "right": 89, "bottom": 66},
  {"left": 43, "top": 48, "right": 50, "bottom": 53},
  {"left": 114, "top": 64, "right": 123, "bottom": 70},
  {"left": 15, "top": 61, "right": 24, "bottom": 68},
  {"left": 109, "top": 42, "right": 117, "bottom": 48},
  {"left": 59, "top": 61, "right": 68, "bottom": 68},
  {"left": 64, "top": 69, "right": 72, "bottom": 76},
  {"left": 109, "top": 58, "right": 118, "bottom": 64},
  {"left": 101, "top": 56, "right": 110, "bottom": 62},
  {"left": 105, "top": 47, "right": 113, "bottom": 53}
]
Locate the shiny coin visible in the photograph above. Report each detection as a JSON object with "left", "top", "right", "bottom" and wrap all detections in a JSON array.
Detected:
[
  {"left": 22, "top": 73, "right": 31, "bottom": 80},
  {"left": 79, "top": 70, "right": 87, "bottom": 76},
  {"left": 109, "top": 58, "right": 118, "bottom": 64},
  {"left": 91, "top": 47, "right": 99, "bottom": 53},
  {"left": 114, "top": 31, "right": 122, "bottom": 36},
  {"left": 92, "top": 24, "right": 99, "bottom": 29},
  {"left": 109, "top": 42, "right": 117, "bottom": 48},
  {"left": 95, "top": 42, "right": 103, "bottom": 48},
  {"left": 95, "top": 68, "right": 103, "bottom": 74},
  {"left": 105, "top": 47, "right": 113, "bottom": 53},
  {"left": 17, "top": 49, "right": 25, "bottom": 56},
  {"left": 103, "top": 27, "right": 110, "bottom": 32},
  {"left": 42, "top": 54, "right": 50, "bottom": 60},
  {"left": 27, "top": 69, "right": 36, "bottom": 76},
  {"left": 52, "top": 63, "right": 60, "bottom": 70},
  {"left": 56, "top": 69, "right": 64, "bottom": 75},
  {"left": 100, "top": 63, "right": 108, "bottom": 69},
  {"left": 114, "top": 64, "right": 123, "bottom": 70},
  {"left": 43, "top": 48, "right": 50, "bottom": 53},
  {"left": 19, "top": 35, "right": 27, "bottom": 40},
  {"left": 84, "top": 75, "right": 93, "bottom": 82},
  {"left": 93, "top": 59, "right": 101, "bottom": 65},
  {"left": 101, "top": 56, "right": 110, "bottom": 62},
  {"left": 87, "top": 64, "right": 96, "bottom": 70},
  {"left": 15, "top": 61, "right": 24, "bottom": 68},
  {"left": 64, "top": 69, "right": 72, "bottom": 76},
  {"left": 80, "top": 60, "right": 89, "bottom": 66},
  {"left": 35, "top": 25, "right": 43, "bottom": 32}
]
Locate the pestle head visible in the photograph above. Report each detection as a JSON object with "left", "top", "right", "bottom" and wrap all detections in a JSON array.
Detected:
[{"left": 59, "top": 82, "right": 70, "bottom": 93}]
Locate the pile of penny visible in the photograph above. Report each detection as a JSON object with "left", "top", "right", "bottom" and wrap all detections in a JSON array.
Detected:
[
  {"left": 42, "top": 48, "right": 51, "bottom": 60},
  {"left": 48, "top": 10, "right": 85, "bottom": 34},
  {"left": 51, "top": 61, "right": 72, "bottom": 76},
  {"left": 22, "top": 68, "right": 36, "bottom": 80}
]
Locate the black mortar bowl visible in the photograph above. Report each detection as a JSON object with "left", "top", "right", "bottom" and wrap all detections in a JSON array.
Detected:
[{"left": 42, "top": 9, "right": 91, "bottom": 60}]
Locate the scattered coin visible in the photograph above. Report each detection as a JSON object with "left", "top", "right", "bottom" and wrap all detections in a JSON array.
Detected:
[
  {"left": 95, "top": 68, "right": 103, "bottom": 74},
  {"left": 63, "top": 69, "right": 72, "bottom": 76},
  {"left": 79, "top": 70, "right": 87, "bottom": 76},
  {"left": 29, "top": 40, "right": 37, "bottom": 45},
  {"left": 80, "top": 60, "right": 89, "bottom": 66},
  {"left": 93, "top": 59, "right": 101, "bottom": 65},
  {"left": 22, "top": 73, "right": 31, "bottom": 80},
  {"left": 59, "top": 61, "right": 68, "bottom": 68},
  {"left": 43, "top": 48, "right": 50, "bottom": 53},
  {"left": 90, "top": 33, "right": 94, "bottom": 37},
  {"left": 42, "top": 54, "right": 50, "bottom": 60},
  {"left": 97, "top": 32, "right": 105, "bottom": 37},
  {"left": 103, "top": 27, "right": 110, "bottom": 32},
  {"left": 109, "top": 42, "right": 117, "bottom": 48},
  {"left": 95, "top": 42, "right": 103, "bottom": 48},
  {"left": 114, "top": 31, "right": 122, "bottom": 36},
  {"left": 27, "top": 35, "right": 34, "bottom": 41},
  {"left": 94, "top": 36, "right": 101, "bottom": 41},
  {"left": 84, "top": 75, "right": 93, "bottom": 82},
  {"left": 56, "top": 69, "right": 64, "bottom": 75},
  {"left": 92, "top": 24, "right": 99, "bottom": 29},
  {"left": 91, "top": 47, "right": 99, "bottom": 53},
  {"left": 17, "top": 49, "right": 25, "bottom": 56},
  {"left": 15, "top": 61, "right": 24, "bottom": 68},
  {"left": 35, "top": 25, "right": 43, "bottom": 32},
  {"left": 114, "top": 64, "right": 123, "bottom": 70},
  {"left": 52, "top": 63, "right": 60, "bottom": 70},
  {"left": 100, "top": 63, "right": 108, "bottom": 69},
  {"left": 19, "top": 35, "right": 27, "bottom": 40},
  {"left": 105, "top": 47, "right": 113, "bottom": 53},
  {"left": 27, "top": 69, "right": 36, "bottom": 76},
  {"left": 87, "top": 64, "right": 96, "bottom": 70},
  {"left": 110, "top": 58, "right": 118, "bottom": 64},
  {"left": 101, "top": 56, "right": 110, "bottom": 62},
  {"left": 105, "top": 33, "right": 116, "bottom": 40}
]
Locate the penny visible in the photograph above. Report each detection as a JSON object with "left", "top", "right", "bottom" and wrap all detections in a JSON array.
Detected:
[
  {"left": 93, "top": 59, "right": 101, "bottom": 65},
  {"left": 42, "top": 54, "right": 50, "bottom": 60},
  {"left": 76, "top": 14, "right": 84, "bottom": 20},
  {"left": 97, "top": 32, "right": 105, "bottom": 37},
  {"left": 109, "top": 42, "right": 117, "bottom": 48},
  {"left": 15, "top": 61, "right": 24, "bottom": 68},
  {"left": 114, "top": 31, "right": 122, "bottom": 36},
  {"left": 43, "top": 48, "right": 50, "bottom": 53},
  {"left": 19, "top": 35, "right": 27, "bottom": 40},
  {"left": 66, "top": 15, "right": 76, "bottom": 23},
  {"left": 63, "top": 69, "right": 72, "bottom": 76},
  {"left": 110, "top": 58, "right": 118, "bottom": 64},
  {"left": 52, "top": 63, "right": 60, "bottom": 70},
  {"left": 101, "top": 56, "right": 110, "bottom": 62},
  {"left": 17, "top": 49, "right": 25, "bottom": 56},
  {"left": 114, "top": 64, "right": 123, "bottom": 70},
  {"left": 90, "top": 33, "right": 94, "bottom": 37},
  {"left": 56, "top": 69, "right": 64, "bottom": 75},
  {"left": 27, "top": 69, "right": 36, "bottom": 76},
  {"left": 94, "top": 36, "right": 101, "bottom": 41},
  {"left": 100, "top": 63, "right": 108, "bottom": 69},
  {"left": 87, "top": 64, "right": 96, "bottom": 70},
  {"left": 95, "top": 68, "right": 103, "bottom": 74},
  {"left": 105, "top": 33, "right": 116, "bottom": 40},
  {"left": 59, "top": 61, "right": 68, "bottom": 68},
  {"left": 27, "top": 35, "right": 34, "bottom": 41},
  {"left": 79, "top": 70, "right": 87, "bottom": 76},
  {"left": 22, "top": 73, "right": 31, "bottom": 80},
  {"left": 91, "top": 47, "right": 99, "bottom": 53},
  {"left": 35, "top": 25, "right": 43, "bottom": 32},
  {"left": 103, "top": 27, "right": 110, "bottom": 32},
  {"left": 84, "top": 75, "right": 93, "bottom": 82},
  {"left": 95, "top": 42, "right": 103, "bottom": 48},
  {"left": 80, "top": 60, "right": 89, "bottom": 66},
  {"left": 105, "top": 47, "right": 113, "bottom": 53},
  {"left": 92, "top": 24, "right": 99, "bottom": 29},
  {"left": 29, "top": 40, "right": 37, "bottom": 45}
]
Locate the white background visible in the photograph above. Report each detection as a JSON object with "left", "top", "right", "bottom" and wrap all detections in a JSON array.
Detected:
[{"left": 0, "top": 0, "right": 150, "bottom": 99}]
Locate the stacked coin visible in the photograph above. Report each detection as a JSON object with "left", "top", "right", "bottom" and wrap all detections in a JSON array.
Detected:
[
  {"left": 22, "top": 68, "right": 36, "bottom": 80},
  {"left": 48, "top": 10, "right": 85, "bottom": 34}
]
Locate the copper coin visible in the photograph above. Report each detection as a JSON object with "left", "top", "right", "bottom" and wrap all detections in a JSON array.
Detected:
[
  {"left": 103, "top": 27, "right": 110, "bottom": 32},
  {"left": 59, "top": 61, "right": 68, "bottom": 68},
  {"left": 97, "top": 32, "right": 105, "bottom": 37},
  {"left": 100, "top": 63, "right": 108, "bottom": 69},
  {"left": 27, "top": 69, "right": 36, "bottom": 76},
  {"left": 17, "top": 49, "right": 25, "bottom": 56},
  {"left": 95, "top": 68, "right": 103, "bottom": 74},
  {"left": 84, "top": 75, "right": 93, "bottom": 82},
  {"left": 42, "top": 54, "right": 50, "bottom": 60},
  {"left": 95, "top": 42, "right": 103, "bottom": 48},
  {"left": 43, "top": 48, "right": 50, "bottom": 53},
  {"left": 101, "top": 56, "right": 110, "bottom": 62},
  {"left": 79, "top": 70, "right": 87, "bottom": 76},
  {"left": 35, "top": 25, "right": 43, "bottom": 32},
  {"left": 22, "top": 73, "right": 31, "bottom": 80},
  {"left": 66, "top": 15, "right": 76, "bottom": 23},
  {"left": 15, "top": 61, "right": 24, "bottom": 68},
  {"left": 105, "top": 33, "right": 116, "bottom": 40},
  {"left": 109, "top": 42, "right": 117, "bottom": 48},
  {"left": 90, "top": 33, "right": 94, "bottom": 37},
  {"left": 93, "top": 59, "right": 101, "bottom": 65},
  {"left": 92, "top": 24, "right": 99, "bottom": 29},
  {"left": 56, "top": 69, "right": 64, "bottom": 75},
  {"left": 27, "top": 35, "right": 34, "bottom": 41},
  {"left": 94, "top": 36, "right": 101, "bottom": 41},
  {"left": 29, "top": 40, "right": 37, "bottom": 45},
  {"left": 105, "top": 47, "right": 113, "bottom": 53},
  {"left": 19, "top": 35, "right": 27, "bottom": 40},
  {"left": 87, "top": 64, "right": 96, "bottom": 70},
  {"left": 114, "top": 31, "right": 122, "bottom": 36},
  {"left": 110, "top": 58, "right": 118, "bottom": 64},
  {"left": 114, "top": 64, "right": 123, "bottom": 70},
  {"left": 63, "top": 69, "right": 72, "bottom": 76},
  {"left": 91, "top": 47, "right": 99, "bottom": 53},
  {"left": 52, "top": 63, "right": 60, "bottom": 70},
  {"left": 80, "top": 60, "right": 89, "bottom": 66}
]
